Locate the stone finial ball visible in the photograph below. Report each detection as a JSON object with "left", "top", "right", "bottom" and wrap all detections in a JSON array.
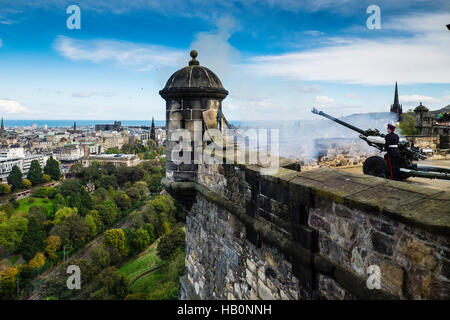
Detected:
[{"left": 190, "top": 50, "right": 198, "bottom": 59}]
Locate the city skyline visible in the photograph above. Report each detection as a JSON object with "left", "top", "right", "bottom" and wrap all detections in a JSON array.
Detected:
[{"left": 0, "top": 0, "right": 449, "bottom": 121}]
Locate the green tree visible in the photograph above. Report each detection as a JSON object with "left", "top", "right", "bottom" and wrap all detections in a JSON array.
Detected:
[
  {"left": 54, "top": 207, "right": 78, "bottom": 224},
  {"left": 89, "top": 246, "right": 110, "bottom": 269},
  {"left": 157, "top": 228, "right": 186, "bottom": 261},
  {"left": 97, "top": 200, "right": 119, "bottom": 226},
  {"left": 126, "top": 227, "right": 151, "bottom": 254},
  {"left": 398, "top": 113, "right": 418, "bottom": 136},
  {"left": 105, "top": 147, "right": 120, "bottom": 154},
  {"left": 125, "top": 187, "right": 141, "bottom": 206},
  {"left": 85, "top": 214, "right": 97, "bottom": 238},
  {"left": 7, "top": 165, "right": 22, "bottom": 190},
  {"left": 44, "top": 156, "right": 61, "bottom": 181},
  {"left": 53, "top": 193, "right": 66, "bottom": 213},
  {"left": 103, "top": 229, "right": 127, "bottom": 257},
  {"left": 87, "top": 267, "right": 129, "bottom": 300},
  {"left": 27, "top": 160, "right": 44, "bottom": 186},
  {"left": 20, "top": 216, "right": 46, "bottom": 261},
  {"left": 0, "top": 215, "right": 28, "bottom": 253},
  {"left": 114, "top": 191, "right": 131, "bottom": 211}
]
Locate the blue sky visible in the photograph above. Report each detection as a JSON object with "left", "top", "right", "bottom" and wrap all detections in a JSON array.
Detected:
[{"left": 0, "top": 0, "right": 449, "bottom": 121}]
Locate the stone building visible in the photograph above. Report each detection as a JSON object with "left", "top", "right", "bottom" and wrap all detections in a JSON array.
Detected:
[
  {"left": 414, "top": 103, "right": 450, "bottom": 149},
  {"left": 81, "top": 153, "right": 141, "bottom": 167}
]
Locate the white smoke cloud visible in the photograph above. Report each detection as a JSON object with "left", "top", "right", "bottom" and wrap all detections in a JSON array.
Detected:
[{"left": 189, "top": 16, "right": 241, "bottom": 80}]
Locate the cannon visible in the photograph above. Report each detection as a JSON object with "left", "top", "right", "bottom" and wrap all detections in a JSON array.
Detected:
[{"left": 311, "top": 108, "right": 450, "bottom": 180}]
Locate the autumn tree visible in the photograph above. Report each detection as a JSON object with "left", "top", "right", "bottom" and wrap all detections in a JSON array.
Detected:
[
  {"left": 28, "top": 252, "right": 46, "bottom": 269},
  {"left": 0, "top": 267, "right": 18, "bottom": 300},
  {"left": 45, "top": 235, "right": 61, "bottom": 259},
  {"left": 103, "top": 229, "right": 127, "bottom": 257},
  {"left": 0, "top": 184, "right": 11, "bottom": 195},
  {"left": 22, "top": 179, "right": 32, "bottom": 188}
]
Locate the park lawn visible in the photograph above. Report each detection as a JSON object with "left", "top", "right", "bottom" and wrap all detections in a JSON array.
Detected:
[
  {"left": 120, "top": 244, "right": 163, "bottom": 281},
  {"left": 15, "top": 197, "right": 53, "bottom": 214}
]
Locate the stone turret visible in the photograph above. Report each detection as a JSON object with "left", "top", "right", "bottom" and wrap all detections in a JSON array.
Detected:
[{"left": 160, "top": 50, "right": 228, "bottom": 183}]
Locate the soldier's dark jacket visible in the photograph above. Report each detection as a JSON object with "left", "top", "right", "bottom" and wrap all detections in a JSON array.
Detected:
[{"left": 384, "top": 132, "right": 400, "bottom": 157}]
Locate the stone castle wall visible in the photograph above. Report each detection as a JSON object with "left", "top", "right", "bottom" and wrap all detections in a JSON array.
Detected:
[{"left": 164, "top": 158, "right": 450, "bottom": 300}]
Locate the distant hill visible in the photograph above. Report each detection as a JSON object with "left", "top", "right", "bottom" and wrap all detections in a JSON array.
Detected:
[{"left": 430, "top": 105, "right": 450, "bottom": 114}]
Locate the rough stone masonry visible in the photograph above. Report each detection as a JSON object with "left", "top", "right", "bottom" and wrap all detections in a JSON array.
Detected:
[{"left": 160, "top": 51, "right": 450, "bottom": 300}]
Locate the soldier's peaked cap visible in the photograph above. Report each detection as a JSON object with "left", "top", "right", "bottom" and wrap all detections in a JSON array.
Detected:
[{"left": 387, "top": 124, "right": 396, "bottom": 130}]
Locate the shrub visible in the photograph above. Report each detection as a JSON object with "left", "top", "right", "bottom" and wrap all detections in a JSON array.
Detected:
[
  {"left": 0, "top": 184, "right": 11, "bottom": 195},
  {"left": 22, "top": 179, "right": 32, "bottom": 188},
  {"left": 28, "top": 197, "right": 36, "bottom": 204}
]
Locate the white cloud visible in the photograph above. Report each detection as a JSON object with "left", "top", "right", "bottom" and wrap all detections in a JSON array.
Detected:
[
  {"left": 70, "top": 91, "right": 116, "bottom": 98},
  {"left": 0, "top": 99, "right": 29, "bottom": 113},
  {"left": 399, "top": 95, "right": 438, "bottom": 104},
  {"left": 246, "top": 13, "right": 450, "bottom": 85},
  {"left": 315, "top": 95, "right": 334, "bottom": 104},
  {"left": 54, "top": 36, "right": 184, "bottom": 71},
  {"left": 303, "top": 30, "right": 324, "bottom": 36},
  {"left": 297, "top": 84, "right": 322, "bottom": 93}
]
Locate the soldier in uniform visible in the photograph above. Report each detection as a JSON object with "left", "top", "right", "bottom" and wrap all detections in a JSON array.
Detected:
[{"left": 385, "top": 124, "right": 400, "bottom": 180}]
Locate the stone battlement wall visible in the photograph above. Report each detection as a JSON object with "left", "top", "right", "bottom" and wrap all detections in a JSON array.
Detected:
[{"left": 164, "top": 156, "right": 450, "bottom": 300}]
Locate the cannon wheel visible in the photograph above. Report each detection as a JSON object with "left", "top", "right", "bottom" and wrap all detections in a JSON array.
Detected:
[{"left": 363, "top": 156, "right": 389, "bottom": 178}]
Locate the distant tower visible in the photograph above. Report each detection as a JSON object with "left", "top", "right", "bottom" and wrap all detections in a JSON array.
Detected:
[
  {"left": 150, "top": 117, "right": 156, "bottom": 141},
  {"left": 0, "top": 118, "right": 4, "bottom": 138},
  {"left": 73, "top": 121, "right": 77, "bottom": 131},
  {"left": 390, "top": 82, "right": 403, "bottom": 121}
]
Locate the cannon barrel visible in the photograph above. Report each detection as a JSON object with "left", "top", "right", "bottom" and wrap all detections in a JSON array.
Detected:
[{"left": 311, "top": 108, "right": 369, "bottom": 136}]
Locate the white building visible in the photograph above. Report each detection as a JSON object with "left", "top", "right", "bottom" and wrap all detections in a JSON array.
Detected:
[{"left": 0, "top": 148, "right": 49, "bottom": 183}]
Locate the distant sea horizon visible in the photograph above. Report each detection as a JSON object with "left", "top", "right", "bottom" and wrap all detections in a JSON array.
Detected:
[{"left": 3, "top": 120, "right": 167, "bottom": 128}]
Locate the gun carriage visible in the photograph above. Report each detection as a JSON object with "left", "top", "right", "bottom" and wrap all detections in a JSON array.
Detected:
[{"left": 311, "top": 108, "right": 450, "bottom": 180}]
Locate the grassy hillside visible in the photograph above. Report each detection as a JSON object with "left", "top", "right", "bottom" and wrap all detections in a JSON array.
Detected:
[{"left": 120, "top": 244, "right": 163, "bottom": 281}]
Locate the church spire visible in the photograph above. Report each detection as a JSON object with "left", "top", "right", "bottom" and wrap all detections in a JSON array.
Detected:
[
  {"left": 0, "top": 117, "right": 4, "bottom": 138},
  {"left": 150, "top": 117, "right": 156, "bottom": 141},
  {"left": 394, "top": 81, "right": 399, "bottom": 106},
  {"left": 390, "top": 82, "right": 403, "bottom": 121}
]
